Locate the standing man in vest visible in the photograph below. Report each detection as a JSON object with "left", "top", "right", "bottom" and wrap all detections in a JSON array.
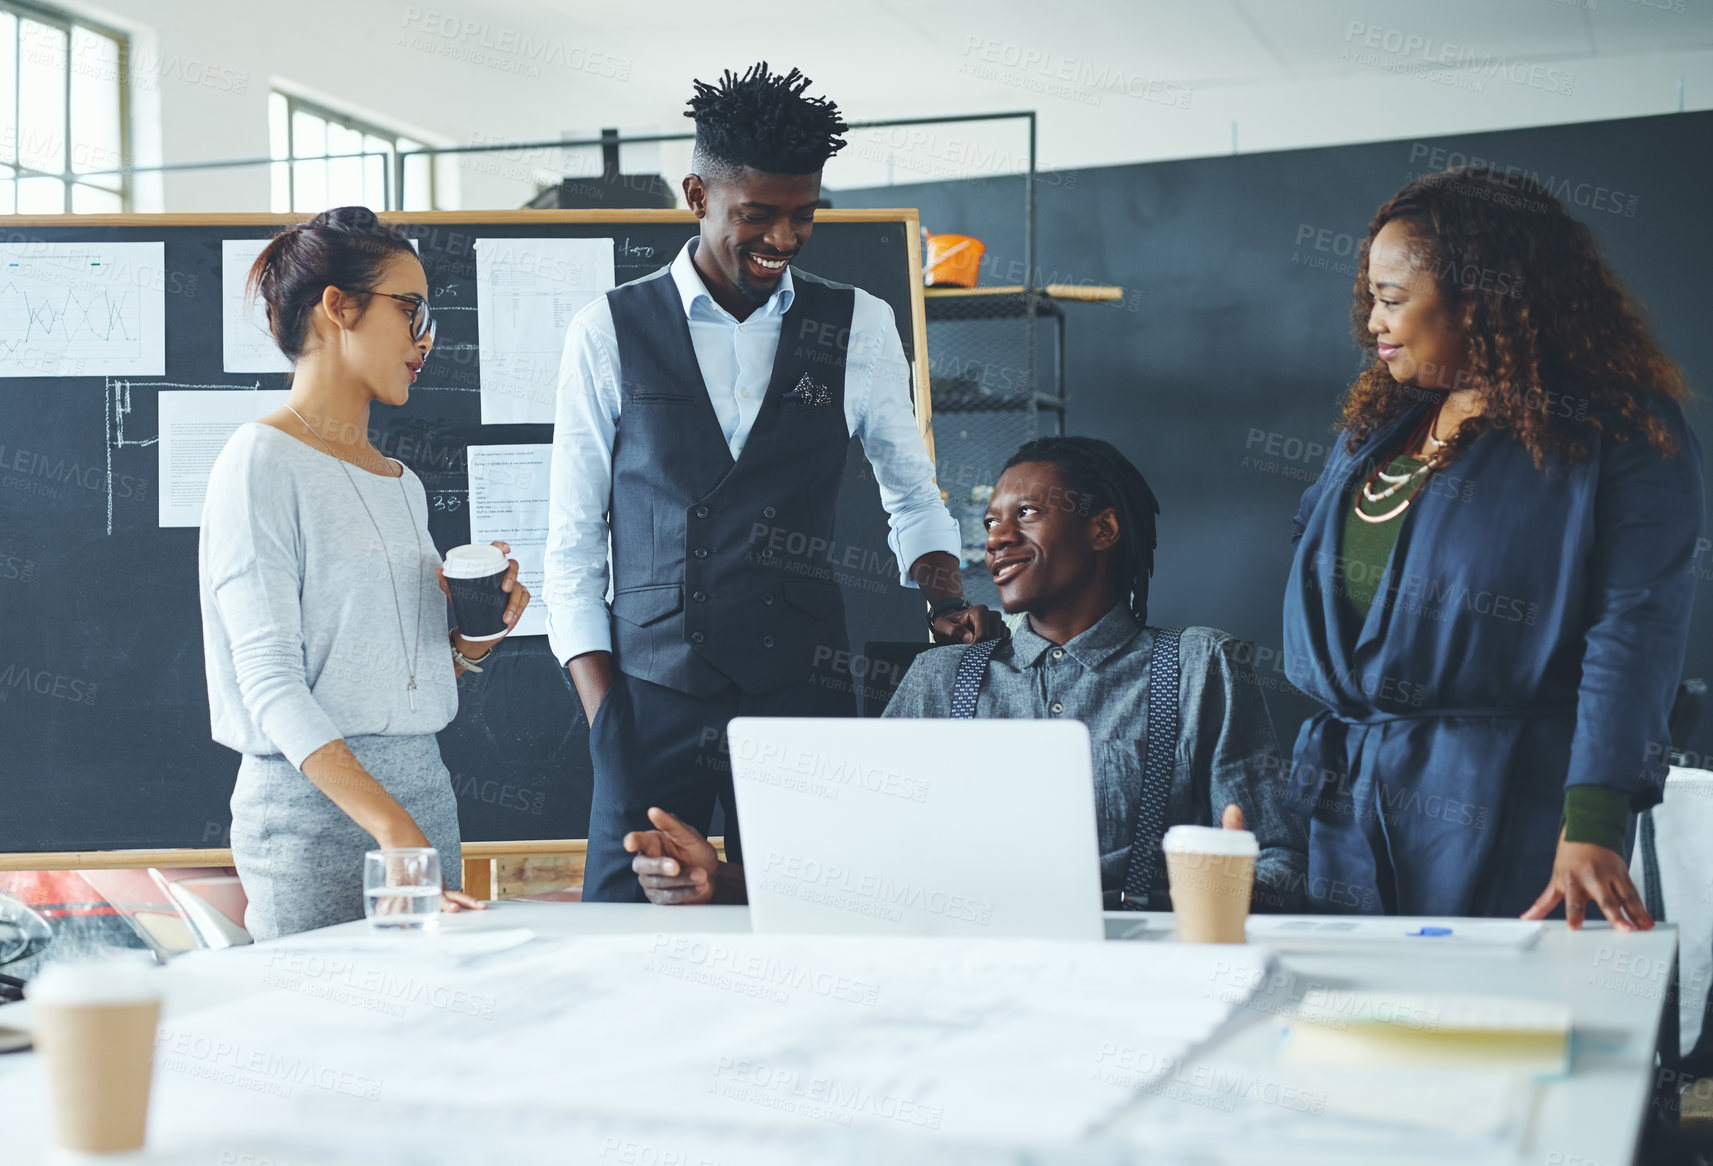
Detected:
[{"left": 546, "top": 64, "right": 1000, "bottom": 902}]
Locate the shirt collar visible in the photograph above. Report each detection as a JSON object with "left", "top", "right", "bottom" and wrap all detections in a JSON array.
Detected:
[
  {"left": 669, "top": 238, "right": 795, "bottom": 322},
  {"left": 1007, "top": 602, "right": 1145, "bottom": 670}
]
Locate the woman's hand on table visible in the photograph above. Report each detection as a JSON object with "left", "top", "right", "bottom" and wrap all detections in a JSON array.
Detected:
[
  {"left": 441, "top": 889, "right": 487, "bottom": 914},
  {"left": 1522, "top": 829, "right": 1653, "bottom": 931},
  {"left": 625, "top": 807, "right": 721, "bottom": 906}
]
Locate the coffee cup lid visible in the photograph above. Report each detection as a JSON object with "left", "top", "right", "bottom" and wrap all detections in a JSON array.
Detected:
[
  {"left": 442, "top": 543, "right": 508, "bottom": 579},
  {"left": 1162, "top": 824, "right": 1259, "bottom": 856},
  {"left": 27, "top": 960, "right": 162, "bottom": 1006}
]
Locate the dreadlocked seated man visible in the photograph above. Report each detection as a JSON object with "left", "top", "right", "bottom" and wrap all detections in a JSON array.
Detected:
[{"left": 625, "top": 437, "right": 1308, "bottom": 912}]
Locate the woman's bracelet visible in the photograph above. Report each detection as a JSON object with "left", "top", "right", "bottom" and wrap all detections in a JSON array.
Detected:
[{"left": 450, "top": 631, "right": 492, "bottom": 674}]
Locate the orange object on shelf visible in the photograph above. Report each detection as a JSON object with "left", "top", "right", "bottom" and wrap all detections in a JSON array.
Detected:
[{"left": 922, "top": 228, "right": 985, "bottom": 288}]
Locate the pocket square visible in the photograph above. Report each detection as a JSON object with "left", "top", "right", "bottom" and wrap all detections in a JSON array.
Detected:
[{"left": 784, "top": 372, "right": 834, "bottom": 407}]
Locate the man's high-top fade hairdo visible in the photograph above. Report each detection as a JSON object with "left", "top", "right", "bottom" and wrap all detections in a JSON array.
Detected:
[{"left": 685, "top": 62, "right": 847, "bottom": 182}]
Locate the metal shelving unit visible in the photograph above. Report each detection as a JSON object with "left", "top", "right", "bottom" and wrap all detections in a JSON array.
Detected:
[{"left": 925, "top": 288, "right": 1069, "bottom": 611}]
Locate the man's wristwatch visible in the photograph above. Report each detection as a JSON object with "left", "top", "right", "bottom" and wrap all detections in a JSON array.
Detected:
[{"left": 927, "top": 596, "right": 973, "bottom": 627}]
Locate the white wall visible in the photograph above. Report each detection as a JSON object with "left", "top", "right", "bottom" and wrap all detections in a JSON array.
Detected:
[{"left": 55, "top": 0, "right": 1713, "bottom": 212}]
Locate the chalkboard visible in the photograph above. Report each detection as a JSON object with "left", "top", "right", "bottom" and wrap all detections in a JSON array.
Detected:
[
  {"left": 0, "top": 210, "right": 932, "bottom": 852},
  {"left": 836, "top": 110, "right": 1713, "bottom": 766}
]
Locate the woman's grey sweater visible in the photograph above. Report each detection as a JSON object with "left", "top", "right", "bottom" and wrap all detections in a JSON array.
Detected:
[{"left": 199, "top": 422, "right": 456, "bottom": 768}]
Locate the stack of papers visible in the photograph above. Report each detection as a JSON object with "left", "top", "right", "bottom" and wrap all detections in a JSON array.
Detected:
[
  {"left": 123, "top": 934, "right": 1274, "bottom": 1163},
  {"left": 1282, "top": 991, "right": 1572, "bottom": 1075},
  {"left": 1114, "top": 991, "right": 1568, "bottom": 1160}
]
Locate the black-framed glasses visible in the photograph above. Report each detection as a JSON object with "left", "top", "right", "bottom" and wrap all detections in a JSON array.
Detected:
[{"left": 372, "top": 291, "right": 436, "bottom": 345}]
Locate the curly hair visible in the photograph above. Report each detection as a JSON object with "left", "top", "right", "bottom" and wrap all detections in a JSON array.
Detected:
[
  {"left": 685, "top": 62, "right": 847, "bottom": 179},
  {"left": 1004, "top": 436, "right": 1160, "bottom": 624},
  {"left": 1341, "top": 166, "right": 1686, "bottom": 466}
]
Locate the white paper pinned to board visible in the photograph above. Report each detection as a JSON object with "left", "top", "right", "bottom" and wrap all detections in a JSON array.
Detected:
[
  {"left": 475, "top": 237, "right": 614, "bottom": 424},
  {"left": 158, "top": 389, "right": 289, "bottom": 526},
  {"left": 220, "top": 238, "right": 292, "bottom": 373},
  {"left": 466, "top": 443, "right": 552, "bottom": 637},
  {"left": 0, "top": 242, "right": 166, "bottom": 377}
]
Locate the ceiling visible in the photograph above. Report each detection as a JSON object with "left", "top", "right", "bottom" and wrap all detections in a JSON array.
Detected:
[{"left": 454, "top": 0, "right": 1713, "bottom": 178}]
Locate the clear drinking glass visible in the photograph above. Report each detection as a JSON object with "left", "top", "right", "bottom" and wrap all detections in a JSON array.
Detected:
[{"left": 363, "top": 847, "right": 441, "bottom": 930}]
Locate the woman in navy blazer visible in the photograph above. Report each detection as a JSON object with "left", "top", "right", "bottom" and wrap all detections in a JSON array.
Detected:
[{"left": 1283, "top": 166, "right": 1704, "bottom": 928}]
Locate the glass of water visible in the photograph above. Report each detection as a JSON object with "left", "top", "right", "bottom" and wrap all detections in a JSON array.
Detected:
[{"left": 364, "top": 848, "right": 442, "bottom": 930}]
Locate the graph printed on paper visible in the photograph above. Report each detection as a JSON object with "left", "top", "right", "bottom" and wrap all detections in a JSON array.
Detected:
[{"left": 0, "top": 243, "right": 167, "bottom": 377}]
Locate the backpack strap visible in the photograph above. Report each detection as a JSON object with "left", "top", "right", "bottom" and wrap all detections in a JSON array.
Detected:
[
  {"left": 1119, "top": 627, "right": 1183, "bottom": 910},
  {"left": 950, "top": 638, "right": 1003, "bottom": 718}
]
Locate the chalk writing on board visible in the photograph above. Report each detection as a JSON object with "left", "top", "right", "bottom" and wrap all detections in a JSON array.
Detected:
[{"left": 102, "top": 378, "right": 265, "bottom": 534}]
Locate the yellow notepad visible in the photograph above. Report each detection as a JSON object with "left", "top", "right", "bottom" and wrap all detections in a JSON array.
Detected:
[{"left": 1281, "top": 991, "right": 1571, "bottom": 1075}]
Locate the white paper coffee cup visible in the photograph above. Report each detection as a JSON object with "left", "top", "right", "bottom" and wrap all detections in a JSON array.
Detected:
[
  {"left": 28, "top": 961, "right": 163, "bottom": 1154},
  {"left": 1162, "top": 825, "right": 1258, "bottom": 944}
]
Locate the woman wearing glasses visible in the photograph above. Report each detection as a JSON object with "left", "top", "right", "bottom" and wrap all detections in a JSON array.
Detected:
[{"left": 198, "top": 206, "right": 530, "bottom": 939}]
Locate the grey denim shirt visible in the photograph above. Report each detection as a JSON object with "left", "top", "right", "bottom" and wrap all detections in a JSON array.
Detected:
[{"left": 883, "top": 604, "right": 1308, "bottom": 910}]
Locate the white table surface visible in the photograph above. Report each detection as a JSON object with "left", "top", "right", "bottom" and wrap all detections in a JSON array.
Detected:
[{"left": 0, "top": 904, "right": 1677, "bottom": 1165}]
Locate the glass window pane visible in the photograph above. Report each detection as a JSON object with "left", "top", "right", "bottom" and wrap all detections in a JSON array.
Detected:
[
  {"left": 395, "top": 137, "right": 421, "bottom": 211},
  {"left": 18, "top": 20, "right": 69, "bottom": 177},
  {"left": 292, "top": 157, "right": 326, "bottom": 212},
  {"left": 69, "top": 27, "right": 123, "bottom": 190},
  {"left": 363, "top": 134, "right": 390, "bottom": 209},
  {"left": 270, "top": 160, "right": 290, "bottom": 213},
  {"left": 0, "top": 163, "right": 14, "bottom": 214},
  {"left": 0, "top": 15, "right": 17, "bottom": 166},
  {"left": 431, "top": 155, "right": 457, "bottom": 211},
  {"left": 291, "top": 111, "right": 327, "bottom": 211},
  {"left": 292, "top": 110, "right": 326, "bottom": 158},
  {"left": 326, "top": 122, "right": 362, "bottom": 208},
  {"left": 325, "top": 123, "right": 359, "bottom": 154},
  {"left": 364, "top": 153, "right": 385, "bottom": 209},
  {"left": 269, "top": 92, "right": 289, "bottom": 160},
  {"left": 18, "top": 175, "right": 66, "bottom": 213},
  {"left": 71, "top": 182, "right": 120, "bottom": 213},
  {"left": 404, "top": 153, "right": 433, "bottom": 212}
]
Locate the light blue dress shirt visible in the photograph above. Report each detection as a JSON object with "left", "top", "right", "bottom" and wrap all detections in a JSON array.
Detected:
[{"left": 545, "top": 240, "right": 960, "bottom": 666}]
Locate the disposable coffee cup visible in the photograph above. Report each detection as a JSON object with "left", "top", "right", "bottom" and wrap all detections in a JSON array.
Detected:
[
  {"left": 1162, "top": 825, "right": 1258, "bottom": 944},
  {"left": 28, "top": 961, "right": 163, "bottom": 1155},
  {"left": 442, "top": 543, "right": 510, "bottom": 641}
]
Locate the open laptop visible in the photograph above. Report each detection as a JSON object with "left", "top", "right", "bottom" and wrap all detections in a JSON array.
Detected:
[{"left": 726, "top": 717, "right": 1104, "bottom": 941}]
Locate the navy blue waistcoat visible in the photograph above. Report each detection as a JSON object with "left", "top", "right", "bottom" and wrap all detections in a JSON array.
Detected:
[{"left": 606, "top": 264, "right": 855, "bottom": 696}]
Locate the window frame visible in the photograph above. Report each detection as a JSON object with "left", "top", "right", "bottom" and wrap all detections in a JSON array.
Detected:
[
  {"left": 271, "top": 90, "right": 438, "bottom": 212},
  {"left": 2, "top": 0, "right": 132, "bottom": 213}
]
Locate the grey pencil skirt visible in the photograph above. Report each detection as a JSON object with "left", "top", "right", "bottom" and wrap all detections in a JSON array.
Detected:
[{"left": 230, "top": 733, "right": 463, "bottom": 941}]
